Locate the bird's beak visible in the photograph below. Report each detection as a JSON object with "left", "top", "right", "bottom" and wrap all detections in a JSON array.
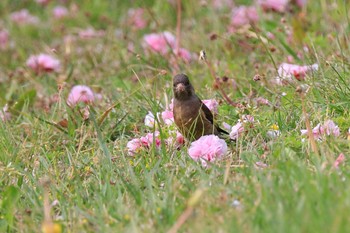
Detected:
[{"left": 176, "top": 83, "right": 185, "bottom": 92}]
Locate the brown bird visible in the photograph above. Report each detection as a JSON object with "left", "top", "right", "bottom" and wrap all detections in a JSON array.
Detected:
[{"left": 173, "top": 73, "right": 228, "bottom": 141}]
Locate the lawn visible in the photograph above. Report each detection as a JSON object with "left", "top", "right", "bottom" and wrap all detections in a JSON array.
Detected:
[{"left": 1, "top": 0, "right": 350, "bottom": 232}]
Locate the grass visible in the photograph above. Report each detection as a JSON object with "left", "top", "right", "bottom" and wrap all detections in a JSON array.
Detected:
[{"left": 1, "top": 0, "right": 350, "bottom": 232}]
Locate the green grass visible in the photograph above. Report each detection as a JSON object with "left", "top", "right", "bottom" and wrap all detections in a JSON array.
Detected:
[{"left": 1, "top": 0, "right": 350, "bottom": 232}]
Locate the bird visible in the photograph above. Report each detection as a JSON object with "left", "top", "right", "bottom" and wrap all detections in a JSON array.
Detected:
[{"left": 173, "top": 73, "right": 228, "bottom": 141}]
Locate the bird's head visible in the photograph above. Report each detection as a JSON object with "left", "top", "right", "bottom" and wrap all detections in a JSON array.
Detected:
[{"left": 173, "top": 74, "right": 194, "bottom": 100}]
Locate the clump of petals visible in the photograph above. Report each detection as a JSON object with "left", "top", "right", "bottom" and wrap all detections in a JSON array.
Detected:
[
  {"left": 145, "top": 111, "right": 156, "bottom": 128},
  {"left": 211, "top": 0, "right": 234, "bottom": 9},
  {"left": 127, "top": 131, "right": 161, "bottom": 156},
  {"left": 301, "top": 120, "right": 339, "bottom": 140},
  {"left": 0, "top": 105, "right": 11, "bottom": 122},
  {"left": 258, "top": 0, "right": 289, "bottom": 13},
  {"left": 176, "top": 131, "right": 185, "bottom": 145},
  {"left": 167, "top": 131, "right": 185, "bottom": 148},
  {"left": 127, "top": 138, "right": 143, "bottom": 156},
  {"left": 53, "top": 6, "right": 68, "bottom": 19},
  {"left": 161, "top": 109, "right": 174, "bottom": 125},
  {"left": 242, "top": 115, "right": 254, "bottom": 123},
  {"left": 255, "top": 97, "right": 270, "bottom": 106},
  {"left": 128, "top": 8, "right": 147, "bottom": 29},
  {"left": 294, "top": 0, "right": 307, "bottom": 7},
  {"left": 143, "top": 32, "right": 192, "bottom": 61},
  {"left": 323, "top": 120, "right": 340, "bottom": 137},
  {"left": 10, "top": 9, "right": 39, "bottom": 25},
  {"left": 26, "top": 54, "right": 60, "bottom": 73},
  {"left": 230, "top": 6, "right": 259, "bottom": 29},
  {"left": 36, "top": 0, "right": 50, "bottom": 5},
  {"left": 169, "top": 98, "right": 174, "bottom": 111},
  {"left": 143, "top": 31, "right": 176, "bottom": 55},
  {"left": 203, "top": 99, "right": 219, "bottom": 114},
  {"left": 222, "top": 122, "right": 232, "bottom": 132},
  {"left": 266, "top": 32, "right": 275, "bottom": 40},
  {"left": 276, "top": 63, "right": 318, "bottom": 85},
  {"left": 175, "top": 48, "right": 192, "bottom": 62},
  {"left": 140, "top": 131, "right": 161, "bottom": 148},
  {"left": 333, "top": 153, "right": 345, "bottom": 168},
  {"left": 67, "top": 85, "right": 95, "bottom": 107},
  {"left": 255, "top": 161, "right": 268, "bottom": 169},
  {"left": 188, "top": 135, "right": 227, "bottom": 166},
  {"left": 0, "top": 29, "right": 9, "bottom": 49},
  {"left": 229, "top": 122, "right": 244, "bottom": 140},
  {"left": 301, "top": 123, "right": 324, "bottom": 140},
  {"left": 79, "top": 28, "right": 105, "bottom": 39}
]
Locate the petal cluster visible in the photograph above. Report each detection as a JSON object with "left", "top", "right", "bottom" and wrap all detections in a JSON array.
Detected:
[
  {"left": 79, "top": 28, "right": 105, "bottom": 39},
  {"left": 188, "top": 135, "right": 227, "bottom": 166},
  {"left": 230, "top": 6, "right": 259, "bottom": 30},
  {"left": 276, "top": 63, "right": 318, "bottom": 85},
  {"left": 143, "top": 31, "right": 192, "bottom": 61},
  {"left": 202, "top": 99, "right": 219, "bottom": 114},
  {"left": 127, "top": 131, "right": 161, "bottom": 155},
  {"left": 128, "top": 8, "right": 147, "bottom": 29},
  {"left": 226, "top": 115, "right": 254, "bottom": 140},
  {"left": 143, "top": 31, "right": 176, "bottom": 55},
  {"left": 0, "top": 105, "right": 11, "bottom": 122},
  {"left": 10, "top": 9, "right": 39, "bottom": 25},
  {"left": 0, "top": 29, "right": 9, "bottom": 50},
  {"left": 67, "top": 85, "right": 95, "bottom": 107},
  {"left": 258, "top": 0, "right": 289, "bottom": 13},
  {"left": 52, "top": 6, "right": 68, "bottom": 19},
  {"left": 26, "top": 54, "right": 60, "bottom": 73},
  {"left": 301, "top": 120, "right": 340, "bottom": 140}
]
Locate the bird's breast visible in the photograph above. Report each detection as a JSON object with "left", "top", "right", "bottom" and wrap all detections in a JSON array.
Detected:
[{"left": 173, "top": 99, "right": 201, "bottom": 126}]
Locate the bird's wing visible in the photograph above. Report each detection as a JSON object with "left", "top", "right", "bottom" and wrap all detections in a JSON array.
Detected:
[
  {"left": 198, "top": 97, "right": 214, "bottom": 124},
  {"left": 199, "top": 97, "right": 228, "bottom": 135}
]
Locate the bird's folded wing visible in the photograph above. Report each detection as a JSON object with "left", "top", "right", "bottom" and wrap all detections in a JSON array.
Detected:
[{"left": 198, "top": 98, "right": 228, "bottom": 135}]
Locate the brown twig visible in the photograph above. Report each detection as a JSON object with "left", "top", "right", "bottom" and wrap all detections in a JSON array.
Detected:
[
  {"left": 168, "top": 189, "right": 204, "bottom": 233},
  {"left": 175, "top": 0, "right": 182, "bottom": 55},
  {"left": 40, "top": 178, "right": 62, "bottom": 233},
  {"left": 42, "top": 178, "right": 51, "bottom": 223},
  {"left": 168, "top": 207, "right": 193, "bottom": 233},
  {"left": 301, "top": 95, "right": 319, "bottom": 156}
]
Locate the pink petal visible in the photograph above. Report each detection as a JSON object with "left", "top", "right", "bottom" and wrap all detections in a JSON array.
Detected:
[
  {"left": 67, "top": 85, "right": 95, "bottom": 107},
  {"left": 276, "top": 63, "right": 318, "bottom": 85},
  {"left": 143, "top": 31, "right": 176, "bottom": 55},
  {"left": 53, "top": 6, "right": 68, "bottom": 19},
  {"left": 144, "top": 111, "right": 156, "bottom": 128},
  {"left": 175, "top": 48, "right": 192, "bottom": 62},
  {"left": 161, "top": 110, "right": 174, "bottom": 125},
  {"left": 203, "top": 99, "right": 219, "bottom": 114},
  {"left": 10, "top": 9, "right": 39, "bottom": 25},
  {"left": 0, "top": 29, "right": 9, "bottom": 49},
  {"left": 188, "top": 135, "right": 227, "bottom": 165},
  {"left": 230, "top": 6, "right": 259, "bottom": 29},
  {"left": 230, "top": 122, "right": 244, "bottom": 140},
  {"left": 127, "top": 138, "right": 142, "bottom": 156},
  {"left": 79, "top": 28, "right": 105, "bottom": 39},
  {"left": 26, "top": 54, "right": 61, "bottom": 73},
  {"left": 295, "top": 0, "right": 307, "bottom": 7},
  {"left": 334, "top": 153, "right": 345, "bottom": 168},
  {"left": 128, "top": 8, "right": 147, "bottom": 29},
  {"left": 258, "top": 0, "right": 289, "bottom": 13}
]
